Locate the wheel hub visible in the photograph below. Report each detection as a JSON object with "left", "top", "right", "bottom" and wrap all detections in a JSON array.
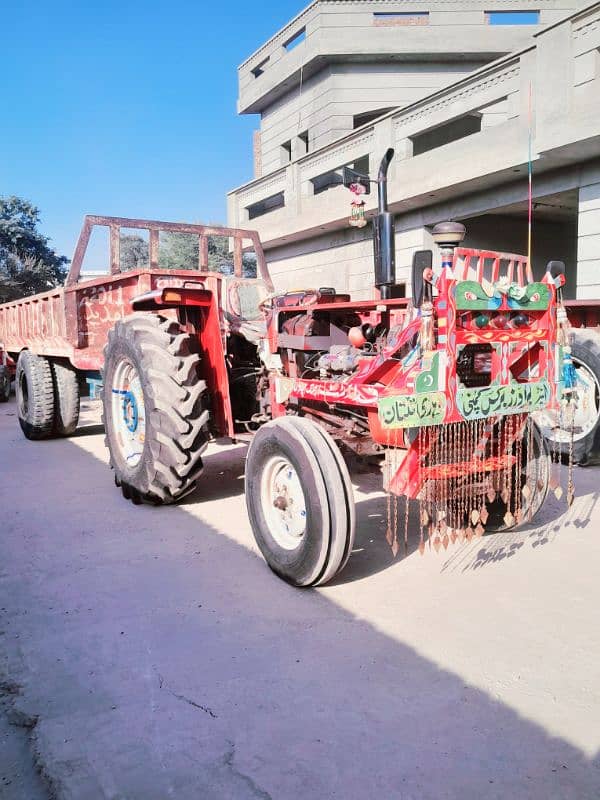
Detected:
[
  {"left": 111, "top": 358, "right": 146, "bottom": 468},
  {"left": 260, "top": 456, "right": 307, "bottom": 549}
]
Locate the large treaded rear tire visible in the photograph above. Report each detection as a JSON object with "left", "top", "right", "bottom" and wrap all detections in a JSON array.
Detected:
[
  {"left": 245, "top": 416, "right": 355, "bottom": 587},
  {"left": 485, "top": 420, "right": 550, "bottom": 532},
  {"left": 102, "top": 314, "right": 210, "bottom": 504},
  {"left": 564, "top": 330, "right": 600, "bottom": 465},
  {"left": 50, "top": 361, "right": 80, "bottom": 436},
  {"left": 15, "top": 351, "right": 55, "bottom": 440}
]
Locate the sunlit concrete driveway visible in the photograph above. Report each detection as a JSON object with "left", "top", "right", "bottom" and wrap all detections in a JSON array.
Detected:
[{"left": 1, "top": 397, "right": 600, "bottom": 799}]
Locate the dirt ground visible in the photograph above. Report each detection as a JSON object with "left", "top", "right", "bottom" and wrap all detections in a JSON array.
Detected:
[{"left": 1, "top": 395, "right": 600, "bottom": 799}]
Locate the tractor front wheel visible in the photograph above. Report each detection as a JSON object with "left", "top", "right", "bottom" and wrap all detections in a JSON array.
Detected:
[
  {"left": 245, "top": 416, "right": 355, "bottom": 587},
  {"left": 102, "top": 314, "right": 210, "bottom": 504}
]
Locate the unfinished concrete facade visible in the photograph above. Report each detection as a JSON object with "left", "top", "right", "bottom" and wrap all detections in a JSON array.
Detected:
[{"left": 229, "top": 1, "right": 600, "bottom": 300}]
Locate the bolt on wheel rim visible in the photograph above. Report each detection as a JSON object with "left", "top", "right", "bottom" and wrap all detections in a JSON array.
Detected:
[
  {"left": 111, "top": 358, "right": 146, "bottom": 468},
  {"left": 260, "top": 456, "right": 307, "bottom": 550},
  {"left": 536, "top": 357, "right": 600, "bottom": 444}
]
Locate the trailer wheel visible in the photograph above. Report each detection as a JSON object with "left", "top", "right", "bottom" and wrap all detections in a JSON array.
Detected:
[
  {"left": 15, "top": 351, "right": 55, "bottom": 439},
  {"left": 0, "top": 368, "right": 10, "bottom": 402},
  {"left": 102, "top": 314, "right": 209, "bottom": 504},
  {"left": 245, "top": 416, "right": 355, "bottom": 587},
  {"left": 485, "top": 420, "right": 550, "bottom": 532},
  {"left": 538, "top": 330, "right": 600, "bottom": 465},
  {"left": 50, "top": 361, "right": 80, "bottom": 436}
]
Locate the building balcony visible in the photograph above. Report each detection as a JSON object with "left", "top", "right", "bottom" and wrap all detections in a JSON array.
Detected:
[{"left": 229, "top": 3, "right": 600, "bottom": 250}]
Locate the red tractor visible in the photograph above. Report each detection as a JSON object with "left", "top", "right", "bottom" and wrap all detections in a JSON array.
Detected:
[{"left": 0, "top": 150, "right": 573, "bottom": 586}]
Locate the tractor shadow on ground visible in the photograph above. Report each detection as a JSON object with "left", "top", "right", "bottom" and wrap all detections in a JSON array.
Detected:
[
  {"left": 334, "top": 463, "right": 600, "bottom": 583},
  {"left": 5, "top": 432, "right": 600, "bottom": 798},
  {"left": 179, "top": 444, "right": 249, "bottom": 504},
  {"left": 72, "top": 423, "right": 105, "bottom": 437},
  {"left": 440, "top": 468, "right": 600, "bottom": 574}
]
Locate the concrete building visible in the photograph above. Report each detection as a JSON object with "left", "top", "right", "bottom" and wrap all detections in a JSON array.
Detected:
[{"left": 228, "top": 1, "right": 600, "bottom": 300}]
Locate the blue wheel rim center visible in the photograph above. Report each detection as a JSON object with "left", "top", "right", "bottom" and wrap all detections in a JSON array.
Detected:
[{"left": 122, "top": 391, "right": 138, "bottom": 433}]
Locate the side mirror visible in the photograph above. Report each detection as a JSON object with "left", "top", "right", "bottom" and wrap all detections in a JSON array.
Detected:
[
  {"left": 342, "top": 166, "right": 371, "bottom": 195},
  {"left": 411, "top": 250, "right": 433, "bottom": 307}
]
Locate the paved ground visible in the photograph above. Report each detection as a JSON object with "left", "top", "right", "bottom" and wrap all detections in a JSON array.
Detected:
[{"left": 1, "top": 395, "right": 600, "bottom": 799}]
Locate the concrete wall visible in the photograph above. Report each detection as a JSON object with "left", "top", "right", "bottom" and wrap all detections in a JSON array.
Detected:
[
  {"left": 265, "top": 224, "right": 434, "bottom": 300},
  {"left": 264, "top": 213, "right": 579, "bottom": 301},
  {"left": 259, "top": 61, "right": 485, "bottom": 175},
  {"left": 238, "top": 0, "right": 580, "bottom": 115},
  {"left": 577, "top": 175, "right": 600, "bottom": 299},
  {"left": 461, "top": 215, "right": 578, "bottom": 298}
]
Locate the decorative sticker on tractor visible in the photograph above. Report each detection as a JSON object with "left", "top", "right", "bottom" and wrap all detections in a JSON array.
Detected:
[
  {"left": 455, "top": 280, "right": 550, "bottom": 311},
  {"left": 415, "top": 352, "right": 440, "bottom": 393},
  {"left": 378, "top": 391, "right": 446, "bottom": 429},
  {"left": 456, "top": 379, "right": 550, "bottom": 420}
]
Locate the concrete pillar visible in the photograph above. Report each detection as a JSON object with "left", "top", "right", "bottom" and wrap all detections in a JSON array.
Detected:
[{"left": 576, "top": 181, "right": 600, "bottom": 299}]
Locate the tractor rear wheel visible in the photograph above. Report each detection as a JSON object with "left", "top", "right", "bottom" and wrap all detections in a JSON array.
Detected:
[
  {"left": 50, "top": 361, "right": 80, "bottom": 436},
  {"left": 485, "top": 420, "right": 550, "bottom": 532},
  {"left": 102, "top": 314, "right": 210, "bottom": 504},
  {"left": 538, "top": 329, "right": 600, "bottom": 465},
  {"left": 15, "top": 351, "right": 55, "bottom": 439},
  {"left": 245, "top": 416, "right": 355, "bottom": 587}
]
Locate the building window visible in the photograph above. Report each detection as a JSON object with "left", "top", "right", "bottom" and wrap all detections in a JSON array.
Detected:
[
  {"left": 280, "top": 140, "right": 292, "bottom": 166},
  {"left": 297, "top": 130, "right": 309, "bottom": 155},
  {"left": 246, "top": 192, "right": 285, "bottom": 220},
  {"left": 410, "top": 115, "right": 482, "bottom": 157},
  {"left": 353, "top": 108, "right": 395, "bottom": 129},
  {"left": 284, "top": 28, "right": 306, "bottom": 51},
  {"left": 311, "top": 156, "right": 370, "bottom": 196},
  {"left": 373, "top": 12, "right": 429, "bottom": 26},
  {"left": 485, "top": 11, "right": 540, "bottom": 25},
  {"left": 251, "top": 57, "right": 269, "bottom": 78}
]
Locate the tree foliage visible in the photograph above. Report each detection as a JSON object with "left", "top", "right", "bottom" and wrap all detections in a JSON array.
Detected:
[
  {"left": 119, "top": 230, "right": 257, "bottom": 278},
  {"left": 119, "top": 234, "right": 150, "bottom": 271},
  {"left": 0, "top": 197, "right": 68, "bottom": 303}
]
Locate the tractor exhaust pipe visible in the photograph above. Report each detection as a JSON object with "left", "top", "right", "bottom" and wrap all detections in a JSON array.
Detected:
[{"left": 373, "top": 148, "right": 395, "bottom": 299}]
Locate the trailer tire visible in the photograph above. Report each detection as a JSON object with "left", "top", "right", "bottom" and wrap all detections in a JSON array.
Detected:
[
  {"left": 0, "top": 368, "right": 10, "bottom": 402},
  {"left": 15, "top": 351, "right": 55, "bottom": 439},
  {"left": 245, "top": 416, "right": 355, "bottom": 587},
  {"left": 50, "top": 361, "right": 80, "bottom": 436},
  {"left": 102, "top": 314, "right": 209, "bottom": 504}
]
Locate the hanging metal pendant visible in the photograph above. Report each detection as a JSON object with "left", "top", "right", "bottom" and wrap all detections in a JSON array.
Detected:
[
  {"left": 503, "top": 511, "right": 515, "bottom": 527},
  {"left": 385, "top": 525, "right": 394, "bottom": 546}
]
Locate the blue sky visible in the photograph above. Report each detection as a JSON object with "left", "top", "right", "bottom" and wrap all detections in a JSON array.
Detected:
[{"left": 1, "top": 0, "right": 304, "bottom": 260}]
